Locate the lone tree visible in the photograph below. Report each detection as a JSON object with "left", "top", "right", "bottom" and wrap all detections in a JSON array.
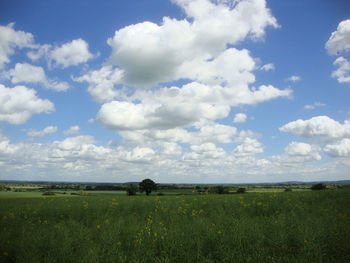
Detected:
[{"left": 139, "top": 179, "right": 157, "bottom": 196}]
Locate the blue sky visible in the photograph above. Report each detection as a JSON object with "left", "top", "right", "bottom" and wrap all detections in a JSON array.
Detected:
[{"left": 0, "top": 0, "right": 349, "bottom": 183}]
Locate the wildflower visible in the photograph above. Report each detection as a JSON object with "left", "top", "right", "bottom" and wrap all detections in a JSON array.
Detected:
[
  {"left": 97, "top": 225, "right": 101, "bottom": 229},
  {"left": 116, "top": 241, "right": 121, "bottom": 247}
]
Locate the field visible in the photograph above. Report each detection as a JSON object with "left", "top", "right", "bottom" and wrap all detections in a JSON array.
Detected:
[{"left": 1, "top": 189, "right": 350, "bottom": 262}]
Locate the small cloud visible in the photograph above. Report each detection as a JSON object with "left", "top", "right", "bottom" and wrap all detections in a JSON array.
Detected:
[
  {"left": 233, "top": 113, "right": 247, "bottom": 123},
  {"left": 49, "top": 39, "right": 95, "bottom": 68},
  {"left": 332, "top": 56, "right": 350, "bottom": 84},
  {"left": 63, "top": 125, "right": 80, "bottom": 136},
  {"left": 304, "top": 102, "right": 326, "bottom": 110},
  {"left": 260, "top": 63, "right": 275, "bottom": 71},
  {"left": 27, "top": 126, "right": 57, "bottom": 137},
  {"left": 287, "top": 75, "right": 301, "bottom": 82}
]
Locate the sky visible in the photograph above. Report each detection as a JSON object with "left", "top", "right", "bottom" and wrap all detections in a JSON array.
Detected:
[{"left": 0, "top": 0, "right": 350, "bottom": 183}]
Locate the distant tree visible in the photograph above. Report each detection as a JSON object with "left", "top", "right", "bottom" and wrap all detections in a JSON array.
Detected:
[
  {"left": 215, "top": 185, "right": 229, "bottom": 194},
  {"left": 126, "top": 184, "right": 138, "bottom": 196},
  {"left": 311, "top": 183, "right": 326, "bottom": 190},
  {"left": 237, "top": 187, "right": 246, "bottom": 194},
  {"left": 139, "top": 179, "right": 157, "bottom": 196}
]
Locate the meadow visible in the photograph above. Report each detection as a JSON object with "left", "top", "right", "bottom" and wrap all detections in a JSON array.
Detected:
[{"left": 0, "top": 189, "right": 349, "bottom": 262}]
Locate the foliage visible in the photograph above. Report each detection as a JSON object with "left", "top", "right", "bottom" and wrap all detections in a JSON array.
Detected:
[
  {"left": 126, "top": 184, "right": 138, "bottom": 196},
  {"left": 311, "top": 183, "right": 327, "bottom": 190},
  {"left": 284, "top": 188, "right": 292, "bottom": 192},
  {"left": 0, "top": 190, "right": 349, "bottom": 262},
  {"left": 237, "top": 187, "right": 246, "bottom": 194},
  {"left": 214, "top": 185, "right": 229, "bottom": 194},
  {"left": 42, "top": 191, "right": 55, "bottom": 196},
  {"left": 139, "top": 179, "right": 157, "bottom": 196}
]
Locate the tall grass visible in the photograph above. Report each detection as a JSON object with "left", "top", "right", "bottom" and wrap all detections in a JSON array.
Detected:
[{"left": 1, "top": 190, "right": 349, "bottom": 262}]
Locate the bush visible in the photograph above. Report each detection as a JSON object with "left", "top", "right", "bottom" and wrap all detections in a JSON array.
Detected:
[
  {"left": 42, "top": 191, "right": 55, "bottom": 196},
  {"left": 237, "top": 188, "right": 246, "bottom": 194},
  {"left": 126, "top": 184, "right": 138, "bottom": 196},
  {"left": 311, "top": 183, "right": 326, "bottom": 190},
  {"left": 214, "top": 185, "right": 229, "bottom": 194},
  {"left": 157, "top": 192, "right": 164, "bottom": 196},
  {"left": 284, "top": 188, "right": 292, "bottom": 192}
]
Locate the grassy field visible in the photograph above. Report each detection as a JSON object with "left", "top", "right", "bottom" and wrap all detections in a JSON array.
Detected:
[{"left": 1, "top": 189, "right": 349, "bottom": 262}]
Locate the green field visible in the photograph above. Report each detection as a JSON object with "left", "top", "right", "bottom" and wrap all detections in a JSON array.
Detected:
[{"left": 1, "top": 190, "right": 350, "bottom": 262}]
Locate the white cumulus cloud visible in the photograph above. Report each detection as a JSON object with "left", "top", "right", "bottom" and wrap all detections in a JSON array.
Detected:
[
  {"left": 49, "top": 38, "right": 94, "bottom": 68},
  {"left": 106, "top": 0, "right": 278, "bottom": 86},
  {"left": 324, "top": 138, "right": 350, "bottom": 157},
  {"left": 7, "top": 63, "right": 69, "bottom": 91},
  {"left": 63, "top": 126, "right": 80, "bottom": 136},
  {"left": 73, "top": 66, "right": 124, "bottom": 102},
  {"left": 27, "top": 126, "right": 58, "bottom": 137},
  {"left": 325, "top": 19, "right": 350, "bottom": 55},
  {"left": 233, "top": 113, "right": 247, "bottom": 123},
  {"left": 0, "top": 23, "right": 35, "bottom": 69},
  {"left": 0, "top": 84, "right": 55, "bottom": 124},
  {"left": 332, "top": 56, "right": 350, "bottom": 84},
  {"left": 279, "top": 116, "right": 350, "bottom": 140}
]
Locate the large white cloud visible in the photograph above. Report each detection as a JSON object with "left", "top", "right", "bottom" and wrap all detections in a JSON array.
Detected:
[
  {"left": 95, "top": 79, "right": 290, "bottom": 133},
  {"left": 279, "top": 116, "right": 350, "bottom": 140},
  {"left": 7, "top": 63, "right": 69, "bottom": 91},
  {"left": 0, "top": 23, "right": 35, "bottom": 69},
  {"left": 325, "top": 19, "right": 350, "bottom": 55},
  {"left": 96, "top": 99, "right": 230, "bottom": 130},
  {"left": 106, "top": 0, "right": 278, "bottom": 86},
  {"left": 284, "top": 141, "right": 321, "bottom": 161},
  {"left": 49, "top": 38, "right": 94, "bottom": 68},
  {"left": 0, "top": 84, "right": 55, "bottom": 124},
  {"left": 324, "top": 138, "right": 350, "bottom": 158}
]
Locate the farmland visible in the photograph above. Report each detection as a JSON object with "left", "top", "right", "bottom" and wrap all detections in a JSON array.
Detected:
[{"left": 0, "top": 185, "right": 350, "bottom": 262}]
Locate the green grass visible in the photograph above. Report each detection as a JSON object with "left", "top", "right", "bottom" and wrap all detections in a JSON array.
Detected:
[{"left": 1, "top": 190, "right": 350, "bottom": 262}]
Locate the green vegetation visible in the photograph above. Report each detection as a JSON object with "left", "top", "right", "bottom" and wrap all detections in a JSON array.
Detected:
[
  {"left": 126, "top": 184, "right": 138, "bottom": 196},
  {"left": 311, "top": 183, "right": 327, "bottom": 190},
  {"left": 139, "top": 179, "right": 157, "bottom": 196},
  {"left": 0, "top": 188, "right": 349, "bottom": 262},
  {"left": 237, "top": 187, "right": 246, "bottom": 194}
]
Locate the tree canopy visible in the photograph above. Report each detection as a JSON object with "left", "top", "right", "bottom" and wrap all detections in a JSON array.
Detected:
[{"left": 139, "top": 179, "right": 157, "bottom": 196}]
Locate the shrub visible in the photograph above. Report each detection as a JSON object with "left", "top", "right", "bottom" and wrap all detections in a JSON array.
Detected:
[
  {"left": 42, "top": 191, "right": 55, "bottom": 196},
  {"left": 237, "top": 188, "right": 246, "bottom": 194},
  {"left": 215, "top": 185, "right": 229, "bottom": 194},
  {"left": 126, "top": 184, "right": 137, "bottom": 196},
  {"left": 284, "top": 188, "right": 292, "bottom": 192},
  {"left": 157, "top": 192, "right": 164, "bottom": 196},
  {"left": 311, "top": 183, "right": 326, "bottom": 190}
]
